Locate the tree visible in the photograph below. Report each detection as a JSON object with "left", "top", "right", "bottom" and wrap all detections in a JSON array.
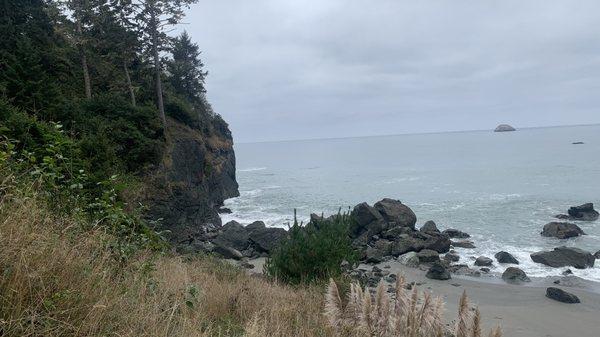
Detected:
[
  {"left": 130, "top": 0, "right": 198, "bottom": 130},
  {"left": 167, "top": 31, "right": 207, "bottom": 105},
  {"left": 58, "top": 0, "right": 94, "bottom": 99},
  {"left": 0, "top": 0, "right": 62, "bottom": 112}
]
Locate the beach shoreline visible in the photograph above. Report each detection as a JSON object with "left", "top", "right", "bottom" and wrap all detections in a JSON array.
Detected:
[{"left": 246, "top": 256, "right": 600, "bottom": 337}]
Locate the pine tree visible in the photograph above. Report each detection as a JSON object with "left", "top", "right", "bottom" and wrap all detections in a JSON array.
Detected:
[{"left": 167, "top": 31, "right": 207, "bottom": 104}]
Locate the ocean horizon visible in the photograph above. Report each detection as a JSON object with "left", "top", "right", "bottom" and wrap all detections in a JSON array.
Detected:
[{"left": 223, "top": 123, "right": 600, "bottom": 281}]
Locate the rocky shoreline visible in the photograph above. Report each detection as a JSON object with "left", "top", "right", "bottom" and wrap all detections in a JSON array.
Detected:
[{"left": 183, "top": 198, "right": 599, "bottom": 295}]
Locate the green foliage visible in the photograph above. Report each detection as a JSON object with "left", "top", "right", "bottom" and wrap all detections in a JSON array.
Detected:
[
  {"left": 167, "top": 31, "right": 207, "bottom": 104},
  {"left": 0, "top": 101, "right": 166, "bottom": 259},
  {"left": 264, "top": 211, "right": 358, "bottom": 285},
  {"left": 165, "top": 94, "right": 198, "bottom": 128}
]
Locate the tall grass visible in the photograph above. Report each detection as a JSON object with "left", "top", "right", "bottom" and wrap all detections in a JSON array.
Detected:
[
  {"left": 0, "top": 192, "right": 330, "bottom": 337},
  {"left": 325, "top": 277, "right": 502, "bottom": 337}
]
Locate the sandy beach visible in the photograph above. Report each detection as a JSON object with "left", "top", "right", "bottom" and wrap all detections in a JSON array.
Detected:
[{"left": 248, "top": 257, "right": 600, "bottom": 337}]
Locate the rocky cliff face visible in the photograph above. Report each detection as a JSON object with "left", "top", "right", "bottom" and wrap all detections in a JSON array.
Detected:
[{"left": 141, "top": 117, "right": 239, "bottom": 245}]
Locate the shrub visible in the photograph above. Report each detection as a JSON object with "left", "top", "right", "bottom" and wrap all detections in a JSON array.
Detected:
[
  {"left": 265, "top": 212, "right": 358, "bottom": 284},
  {"left": 325, "top": 277, "right": 503, "bottom": 337},
  {"left": 165, "top": 94, "right": 199, "bottom": 128}
]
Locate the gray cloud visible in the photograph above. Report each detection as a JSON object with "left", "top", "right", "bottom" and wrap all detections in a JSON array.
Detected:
[{"left": 184, "top": 0, "right": 600, "bottom": 142}]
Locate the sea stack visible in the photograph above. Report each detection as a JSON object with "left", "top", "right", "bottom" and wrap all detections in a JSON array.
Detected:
[{"left": 494, "top": 124, "right": 516, "bottom": 132}]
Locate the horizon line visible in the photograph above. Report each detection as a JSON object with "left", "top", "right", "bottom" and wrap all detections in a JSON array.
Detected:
[{"left": 236, "top": 122, "right": 600, "bottom": 145}]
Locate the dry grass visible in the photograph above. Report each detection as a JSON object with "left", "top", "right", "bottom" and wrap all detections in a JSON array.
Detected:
[
  {"left": 0, "top": 188, "right": 505, "bottom": 337},
  {"left": 0, "top": 194, "right": 330, "bottom": 337},
  {"left": 325, "top": 277, "right": 502, "bottom": 337}
]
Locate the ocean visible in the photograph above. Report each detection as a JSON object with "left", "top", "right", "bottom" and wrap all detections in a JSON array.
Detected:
[{"left": 222, "top": 124, "right": 600, "bottom": 281}]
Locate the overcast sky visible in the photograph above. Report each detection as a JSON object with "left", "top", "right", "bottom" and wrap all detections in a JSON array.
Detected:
[{"left": 184, "top": 1, "right": 600, "bottom": 143}]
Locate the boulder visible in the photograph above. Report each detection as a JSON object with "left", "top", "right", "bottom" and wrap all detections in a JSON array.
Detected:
[
  {"left": 474, "top": 256, "right": 493, "bottom": 267},
  {"left": 218, "top": 207, "right": 232, "bottom": 214},
  {"left": 213, "top": 244, "right": 244, "bottom": 260},
  {"left": 568, "top": 203, "right": 599, "bottom": 221},
  {"left": 530, "top": 246, "right": 595, "bottom": 269},
  {"left": 245, "top": 220, "right": 266, "bottom": 232},
  {"left": 213, "top": 221, "right": 249, "bottom": 251},
  {"left": 420, "top": 220, "right": 440, "bottom": 233},
  {"left": 494, "top": 124, "right": 516, "bottom": 132},
  {"left": 495, "top": 251, "right": 519, "bottom": 264},
  {"left": 502, "top": 267, "right": 530, "bottom": 284},
  {"left": 417, "top": 249, "right": 440, "bottom": 263},
  {"left": 426, "top": 263, "right": 451, "bottom": 280},
  {"left": 448, "top": 264, "right": 481, "bottom": 277},
  {"left": 595, "top": 250, "right": 600, "bottom": 259},
  {"left": 444, "top": 252, "right": 460, "bottom": 263},
  {"left": 248, "top": 226, "right": 287, "bottom": 253},
  {"left": 373, "top": 198, "right": 417, "bottom": 229},
  {"left": 452, "top": 240, "right": 476, "bottom": 249},
  {"left": 443, "top": 229, "right": 470, "bottom": 239},
  {"left": 422, "top": 233, "right": 451, "bottom": 253},
  {"left": 397, "top": 252, "right": 420, "bottom": 268},
  {"left": 546, "top": 287, "right": 580, "bottom": 304},
  {"left": 381, "top": 226, "right": 412, "bottom": 240},
  {"left": 541, "top": 222, "right": 585, "bottom": 239},
  {"left": 365, "top": 244, "right": 388, "bottom": 263},
  {"left": 390, "top": 235, "right": 424, "bottom": 256},
  {"left": 350, "top": 202, "right": 384, "bottom": 237}
]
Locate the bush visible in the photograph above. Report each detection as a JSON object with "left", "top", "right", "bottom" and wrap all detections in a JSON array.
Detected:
[
  {"left": 165, "top": 95, "right": 199, "bottom": 129},
  {"left": 264, "top": 212, "right": 357, "bottom": 284}
]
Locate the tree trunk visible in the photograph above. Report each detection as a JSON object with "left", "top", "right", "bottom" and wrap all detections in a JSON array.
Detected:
[
  {"left": 75, "top": 7, "right": 91, "bottom": 99},
  {"left": 150, "top": 9, "right": 167, "bottom": 130},
  {"left": 123, "top": 60, "right": 136, "bottom": 106}
]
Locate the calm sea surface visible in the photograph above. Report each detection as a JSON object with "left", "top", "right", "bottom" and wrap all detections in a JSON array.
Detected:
[{"left": 222, "top": 125, "right": 600, "bottom": 281}]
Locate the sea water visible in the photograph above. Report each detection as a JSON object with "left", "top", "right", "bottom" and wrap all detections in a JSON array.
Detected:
[{"left": 222, "top": 125, "right": 600, "bottom": 281}]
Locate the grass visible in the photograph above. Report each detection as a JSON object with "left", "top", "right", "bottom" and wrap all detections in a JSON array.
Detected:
[
  {"left": 0, "top": 186, "right": 503, "bottom": 337},
  {"left": 0, "top": 191, "right": 330, "bottom": 337}
]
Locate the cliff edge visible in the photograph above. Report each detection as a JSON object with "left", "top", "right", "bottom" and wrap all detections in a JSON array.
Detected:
[{"left": 140, "top": 115, "right": 239, "bottom": 245}]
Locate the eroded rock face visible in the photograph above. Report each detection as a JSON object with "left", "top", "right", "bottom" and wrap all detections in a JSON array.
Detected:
[
  {"left": 143, "top": 118, "right": 239, "bottom": 245},
  {"left": 494, "top": 124, "right": 516, "bottom": 132},
  {"left": 541, "top": 222, "right": 585, "bottom": 239},
  {"left": 531, "top": 247, "right": 595, "bottom": 269},
  {"left": 502, "top": 267, "right": 530, "bottom": 284}
]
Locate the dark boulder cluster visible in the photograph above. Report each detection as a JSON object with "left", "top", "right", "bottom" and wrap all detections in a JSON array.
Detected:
[
  {"left": 349, "top": 199, "right": 453, "bottom": 263},
  {"left": 528, "top": 202, "right": 598, "bottom": 273},
  {"left": 555, "top": 203, "right": 599, "bottom": 222},
  {"left": 185, "top": 220, "right": 287, "bottom": 261}
]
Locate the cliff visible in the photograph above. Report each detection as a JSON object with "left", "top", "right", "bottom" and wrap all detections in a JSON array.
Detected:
[{"left": 141, "top": 116, "right": 239, "bottom": 245}]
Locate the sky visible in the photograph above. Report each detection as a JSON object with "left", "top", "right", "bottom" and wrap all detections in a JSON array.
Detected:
[{"left": 184, "top": 0, "right": 600, "bottom": 143}]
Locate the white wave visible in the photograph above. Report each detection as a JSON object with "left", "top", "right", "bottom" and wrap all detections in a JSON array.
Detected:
[
  {"left": 238, "top": 167, "right": 267, "bottom": 172},
  {"left": 453, "top": 243, "right": 600, "bottom": 282}
]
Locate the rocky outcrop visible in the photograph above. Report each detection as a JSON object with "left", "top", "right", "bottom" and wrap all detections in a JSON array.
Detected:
[
  {"left": 452, "top": 240, "right": 476, "bottom": 249},
  {"left": 595, "top": 250, "right": 600, "bottom": 259},
  {"left": 142, "top": 118, "right": 239, "bottom": 245},
  {"left": 531, "top": 247, "right": 595, "bottom": 269},
  {"left": 495, "top": 251, "right": 519, "bottom": 264},
  {"left": 546, "top": 287, "right": 580, "bottom": 304},
  {"left": 494, "top": 124, "right": 516, "bottom": 132},
  {"left": 555, "top": 203, "right": 599, "bottom": 221},
  {"left": 541, "top": 222, "right": 585, "bottom": 239}
]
